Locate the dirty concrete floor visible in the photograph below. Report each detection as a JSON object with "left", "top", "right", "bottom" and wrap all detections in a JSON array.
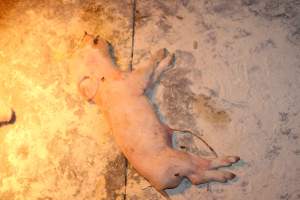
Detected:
[{"left": 0, "top": 0, "right": 300, "bottom": 200}]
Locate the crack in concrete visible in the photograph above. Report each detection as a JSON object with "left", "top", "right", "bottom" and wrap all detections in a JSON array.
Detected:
[
  {"left": 123, "top": 159, "right": 129, "bottom": 200},
  {"left": 124, "top": 1, "right": 137, "bottom": 199},
  {"left": 129, "top": 0, "right": 137, "bottom": 72}
]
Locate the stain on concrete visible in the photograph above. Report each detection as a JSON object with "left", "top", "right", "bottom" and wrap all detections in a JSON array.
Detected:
[
  {"left": 241, "top": 0, "right": 257, "bottom": 6},
  {"left": 153, "top": 1, "right": 180, "bottom": 16},
  {"left": 233, "top": 28, "right": 252, "bottom": 39},
  {"left": 161, "top": 50, "right": 231, "bottom": 126},
  {"left": 181, "top": 0, "right": 191, "bottom": 7},
  {"left": 156, "top": 18, "right": 173, "bottom": 33},
  {"left": 290, "top": 190, "right": 300, "bottom": 199},
  {"left": 128, "top": 165, "right": 143, "bottom": 184},
  {"left": 193, "top": 40, "right": 198, "bottom": 49},
  {"left": 294, "top": 149, "right": 300, "bottom": 155},
  {"left": 253, "top": 39, "right": 277, "bottom": 53},
  {"left": 259, "top": 0, "right": 298, "bottom": 19},
  {"left": 194, "top": 94, "right": 231, "bottom": 125},
  {"left": 280, "top": 127, "right": 292, "bottom": 136},
  {"left": 245, "top": 0, "right": 300, "bottom": 46},
  {"left": 81, "top": 0, "right": 131, "bottom": 23},
  {"left": 204, "top": 0, "right": 245, "bottom": 19},
  {"left": 265, "top": 145, "right": 282, "bottom": 160},
  {"left": 160, "top": 51, "right": 197, "bottom": 127},
  {"left": 287, "top": 25, "right": 300, "bottom": 45},
  {"left": 205, "top": 31, "right": 218, "bottom": 45},
  {"left": 280, "top": 193, "right": 292, "bottom": 200},
  {"left": 17, "top": 145, "right": 29, "bottom": 160},
  {"left": 104, "top": 154, "right": 126, "bottom": 200},
  {"left": 279, "top": 112, "right": 289, "bottom": 122}
]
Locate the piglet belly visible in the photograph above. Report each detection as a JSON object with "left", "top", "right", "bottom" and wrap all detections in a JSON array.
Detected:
[{"left": 103, "top": 98, "right": 169, "bottom": 152}]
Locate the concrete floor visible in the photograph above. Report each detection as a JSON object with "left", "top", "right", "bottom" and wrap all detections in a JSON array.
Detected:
[{"left": 0, "top": 0, "right": 299, "bottom": 200}]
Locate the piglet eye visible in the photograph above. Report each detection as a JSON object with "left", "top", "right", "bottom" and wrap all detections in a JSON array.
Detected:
[{"left": 101, "top": 77, "right": 105, "bottom": 81}]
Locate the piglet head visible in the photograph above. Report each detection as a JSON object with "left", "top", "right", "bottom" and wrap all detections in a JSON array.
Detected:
[{"left": 72, "top": 32, "right": 116, "bottom": 102}]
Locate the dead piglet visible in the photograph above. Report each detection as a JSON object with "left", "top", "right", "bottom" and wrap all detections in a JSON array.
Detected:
[{"left": 75, "top": 33, "right": 240, "bottom": 198}]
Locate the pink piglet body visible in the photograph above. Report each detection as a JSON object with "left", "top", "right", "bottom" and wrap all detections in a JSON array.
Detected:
[{"left": 75, "top": 33, "right": 240, "bottom": 195}]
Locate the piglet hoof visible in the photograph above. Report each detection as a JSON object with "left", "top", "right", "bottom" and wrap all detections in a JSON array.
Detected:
[
  {"left": 209, "top": 156, "right": 240, "bottom": 169},
  {"left": 152, "top": 48, "right": 169, "bottom": 63},
  {"left": 200, "top": 170, "right": 237, "bottom": 184}
]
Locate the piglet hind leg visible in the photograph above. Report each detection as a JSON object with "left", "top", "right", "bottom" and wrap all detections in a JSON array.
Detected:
[
  {"left": 186, "top": 154, "right": 240, "bottom": 185},
  {"left": 151, "top": 149, "right": 239, "bottom": 199},
  {"left": 165, "top": 127, "right": 240, "bottom": 185},
  {"left": 156, "top": 151, "right": 239, "bottom": 193}
]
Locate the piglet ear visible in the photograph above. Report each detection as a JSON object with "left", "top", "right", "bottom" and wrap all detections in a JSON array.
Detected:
[{"left": 78, "top": 76, "right": 99, "bottom": 102}]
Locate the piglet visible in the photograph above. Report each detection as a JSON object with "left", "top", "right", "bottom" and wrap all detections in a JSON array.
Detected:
[{"left": 74, "top": 33, "right": 240, "bottom": 198}]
